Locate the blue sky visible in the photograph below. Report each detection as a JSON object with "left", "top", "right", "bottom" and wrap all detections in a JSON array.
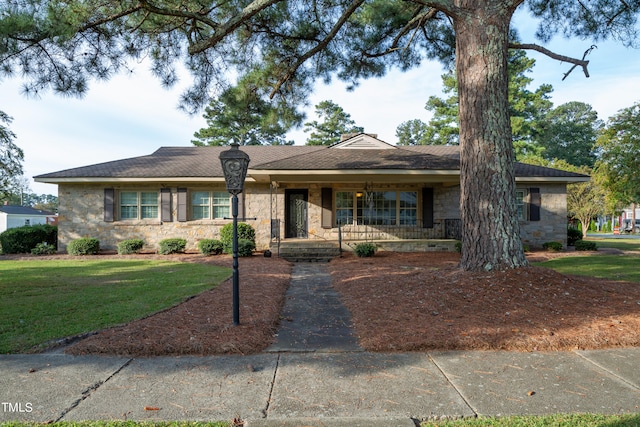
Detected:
[{"left": 2, "top": 8, "right": 640, "bottom": 195}]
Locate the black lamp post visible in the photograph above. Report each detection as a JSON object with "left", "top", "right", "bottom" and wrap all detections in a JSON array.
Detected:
[{"left": 219, "top": 143, "right": 250, "bottom": 325}]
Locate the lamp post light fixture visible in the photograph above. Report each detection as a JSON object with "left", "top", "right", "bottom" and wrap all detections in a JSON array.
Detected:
[{"left": 219, "top": 143, "right": 250, "bottom": 325}]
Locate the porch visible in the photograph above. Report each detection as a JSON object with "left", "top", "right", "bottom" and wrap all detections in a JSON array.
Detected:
[{"left": 270, "top": 219, "right": 461, "bottom": 261}]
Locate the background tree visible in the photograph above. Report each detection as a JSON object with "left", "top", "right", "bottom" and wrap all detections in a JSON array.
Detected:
[
  {"left": 0, "top": 111, "right": 24, "bottom": 201},
  {"left": 192, "top": 74, "right": 303, "bottom": 146},
  {"left": 537, "top": 102, "right": 603, "bottom": 167},
  {"left": 20, "top": 192, "right": 58, "bottom": 212},
  {"left": 2, "top": 0, "right": 638, "bottom": 270},
  {"left": 395, "top": 119, "right": 431, "bottom": 146},
  {"left": 304, "top": 100, "right": 364, "bottom": 146},
  {"left": 420, "top": 70, "right": 459, "bottom": 146},
  {"left": 397, "top": 50, "right": 554, "bottom": 153},
  {"left": 595, "top": 101, "right": 640, "bottom": 233}
]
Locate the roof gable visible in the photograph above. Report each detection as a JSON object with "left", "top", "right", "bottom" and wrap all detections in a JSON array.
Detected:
[{"left": 330, "top": 133, "right": 396, "bottom": 150}]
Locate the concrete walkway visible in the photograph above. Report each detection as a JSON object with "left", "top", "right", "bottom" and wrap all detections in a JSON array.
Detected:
[
  {"left": 2, "top": 262, "right": 640, "bottom": 426},
  {"left": 266, "top": 263, "right": 362, "bottom": 352}
]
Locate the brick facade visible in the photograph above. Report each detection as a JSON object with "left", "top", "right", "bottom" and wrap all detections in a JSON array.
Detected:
[{"left": 56, "top": 181, "right": 568, "bottom": 253}]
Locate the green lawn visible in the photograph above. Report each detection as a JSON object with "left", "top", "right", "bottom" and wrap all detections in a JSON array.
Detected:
[
  {"left": 534, "top": 254, "right": 640, "bottom": 283},
  {"left": 531, "top": 236, "right": 640, "bottom": 283},
  {"left": 421, "top": 413, "right": 640, "bottom": 426},
  {"left": 584, "top": 237, "right": 640, "bottom": 252},
  {"left": 0, "top": 259, "right": 231, "bottom": 353}
]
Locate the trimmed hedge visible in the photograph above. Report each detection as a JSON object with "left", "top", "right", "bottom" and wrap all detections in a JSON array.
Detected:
[
  {"left": 158, "top": 238, "right": 187, "bottom": 255},
  {"left": 117, "top": 239, "right": 145, "bottom": 255},
  {"left": 237, "top": 239, "right": 256, "bottom": 257},
  {"left": 220, "top": 222, "right": 256, "bottom": 254},
  {"left": 542, "top": 241, "right": 563, "bottom": 252},
  {"left": 31, "top": 242, "right": 57, "bottom": 255},
  {"left": 198, "top": 239, "right": 224, "bottom": 256},
  {"left": 0, "top": 224, "right": 57, "bottom": 254},
  {"left": 354, "top": 242, "right": 377, "bottom": 257},
  {"left": 575, "top": 240, "right": 597, "bottom": 251},
  {"left": 567, "top": 227, "right": 582, "bottom": 246},
  {"left": 67, "top": 238, "right": 100, "bottom": 255}
]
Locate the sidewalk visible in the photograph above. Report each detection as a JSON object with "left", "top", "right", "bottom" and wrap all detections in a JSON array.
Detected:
[
  {"left": 2, "top": 349, "right": 640, "bottom": 425},
  {"left": 2, "top": 263, "right": 640, "bottom": 426}
]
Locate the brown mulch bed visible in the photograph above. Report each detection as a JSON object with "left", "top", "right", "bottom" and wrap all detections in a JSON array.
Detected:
[
  {"left": 330, "top": 251, "right": 640, "bottom": 352},
  {"left": 63, "top": 253, "right": 292, "bottom": 356},
  {"left": 10, "top": 249, "right": 638, "bottom": 356}
]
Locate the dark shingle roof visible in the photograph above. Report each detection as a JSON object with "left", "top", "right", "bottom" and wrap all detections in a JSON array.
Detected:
[
  {"left": 35, "top": 146, "right": 325, "bottom": 179},
  {"left": 0, "top": 205, "right": 56, "bottom": 216},
  {"left": 254, "top": 146, "right": 460, "bottom": 170},
  {"left": 34, "top": 145, "right": 589, "bottom": 181}
]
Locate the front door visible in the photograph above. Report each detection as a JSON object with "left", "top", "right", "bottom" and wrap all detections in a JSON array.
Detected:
[{"left": 285, "top": 189, "right": 308, "bottom": 238}]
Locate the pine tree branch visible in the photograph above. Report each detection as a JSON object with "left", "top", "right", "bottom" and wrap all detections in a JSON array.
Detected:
[
  {"left": 510, "top": 42, "right": 596, "bottom": 80},
  {"left": 268, "top": 0, "right": 366, "bottom": 98},
  {"left": 187, "top": 0, "right": 283, "bottom": 54},
  {"left": 363, "top": 8, "right": 439, "bottom": 59}
]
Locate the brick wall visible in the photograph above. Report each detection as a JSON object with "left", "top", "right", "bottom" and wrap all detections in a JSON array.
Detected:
[{"left": 56, "top": 182, "right": 567, "bottom": 252}]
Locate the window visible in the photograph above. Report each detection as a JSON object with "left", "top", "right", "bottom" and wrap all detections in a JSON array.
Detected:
[
  {"left": 399, "top": 191, "right": 418, "bottom": 225},
  {"left": 120, "top": 191, "right": 159, "bottom": 220},
  {"left": 516, "top": 189, "right": 526, "bottom": 220},
  {"left": 336, "top": 191, "right": 354, "bottom": 225},
  {"left": 191, "top": 191, "right": 210, "bottom": 219},
  {"left": 336, "top": 190, "right": 418, "bottom": 226},
  {"left": 191, "top": 191, "right": 230, "bottom": 219}
]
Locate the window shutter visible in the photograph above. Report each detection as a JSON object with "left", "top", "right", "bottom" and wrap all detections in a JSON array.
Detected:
[
  {"left": 177, "top": 188, "right": 187, "bottom": 222},
  {"left": 161, "top": 188, "right": 172, "bottom": 222},
  {"left": 422, "top": 187, "right": 434, "bottom": 228},
  {"left": 104, "top": 188, "right": 115, "bottom": 222},
  {"left": 529, "top": 187, "right": 541, "bottom": 221},
  {"left": 321, "top": 187, "right": 333, "bottom": 228}
]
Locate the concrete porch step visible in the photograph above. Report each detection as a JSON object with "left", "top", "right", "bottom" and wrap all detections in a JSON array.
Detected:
[{"left": 271, "top": 241, "right": 341, "bottom": 262}]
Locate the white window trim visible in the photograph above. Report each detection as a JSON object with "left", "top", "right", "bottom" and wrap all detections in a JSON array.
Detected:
[{"left": 119, "top": 190, "right": 160, "bottom": 220}]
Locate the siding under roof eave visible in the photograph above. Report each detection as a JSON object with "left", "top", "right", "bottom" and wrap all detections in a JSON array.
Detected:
[
  {"left": 35, "top": 172, "right": 590, "bottom": 185},
  {"left": 515, "top": 176, "right": 590, "bottom": 183},
  {"left": 34, "top": 177, "right": 230, "bottom": 184}
]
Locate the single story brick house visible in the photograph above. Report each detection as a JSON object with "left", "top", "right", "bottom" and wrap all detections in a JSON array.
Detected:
[{"left": 35, "top": 134, "right": 589, "bottom": 253}]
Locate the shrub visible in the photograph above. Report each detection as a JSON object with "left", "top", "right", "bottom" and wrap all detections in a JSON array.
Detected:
[
  {"left": 354, "top": 242, "right": 377, "bottom": 257},
  {"left": 542, "top": 241, "right": 563, "bottom": 252},
  {"left": 67, "top": 238, "right": 100, "bottom": 255},
  {"left": 575, "top": 240, "right": 597, "bottom": 251},
  {"left": 158, "top": 238, "right": 187, "bottom": 255},
  {"left": 567, "top": 227, "right": 582, "bottom": 246},
  {"left": 117, "top": 239, "right": 145, "bottom": 255},
  {"left": 454, "top": 241, "right": 462, "bottom": 253},
  {"left": 0, "top": 224, "right": 57, "bottom": 254},
  {"left": 198, "top": 239, "right": 224, "bottom": 256},
  {"left": 220, "top": 222, "right": 256, "bottom": 254},
  {"left": 31, "top": 242, "right": 57, "bottom": 255},
  {"left": 237, "top": 238, "right": 256, "bottom": 257}
]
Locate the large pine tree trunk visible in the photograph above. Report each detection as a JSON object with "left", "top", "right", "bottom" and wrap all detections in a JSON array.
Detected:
[{"left": 454, "top": 5, "right": 528, "bottom": 271}]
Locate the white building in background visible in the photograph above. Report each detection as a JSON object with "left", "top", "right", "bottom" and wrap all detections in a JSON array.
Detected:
[{"left": 0, "top": 203, "right": 57, "bottom": 233}]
